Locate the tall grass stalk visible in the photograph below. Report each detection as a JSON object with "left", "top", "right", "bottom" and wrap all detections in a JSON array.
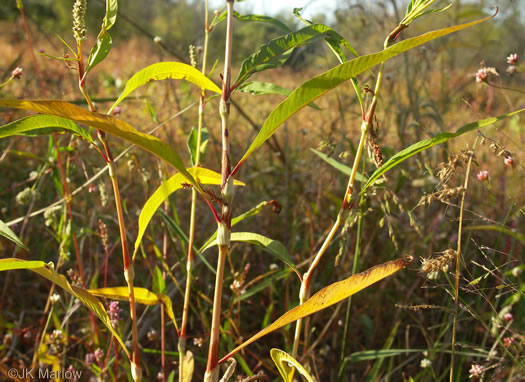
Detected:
[
  {"left": 179, "top": 1, "right": 211, "bottom": 380},
  {"left": 205, "top": 1, "right": 234, "bottom": 380}
]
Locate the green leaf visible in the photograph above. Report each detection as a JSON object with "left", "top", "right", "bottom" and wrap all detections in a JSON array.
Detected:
[
  {"left": 344, "top": 348, "right": 423, "bottom": 362},
  {"left": 217, "top": 10, "right": 292, "bottom": 32},
  {"left": 463, "top": 225, "right": 525, "bottom": 246},
  {"left": 310, "top": 148, "right": 365, "bottom": 182},
  {"left": 109, "top": 62, "right": 222, "bottom": 113},
  {"left": 233, "top": 24, "right": 359, "bottom": 88},
  {"left": 201, "top": 232, "right": 300, "bottom": 279},
  {"left": 270, "top": 348, "right": 315, "bottom": 382},
  {"left": 199, "top": 200, "right": 277, "bottom": 253},
  {"left": 232, "top": 14, "right": 493, "bottom": 173},
  {"left": 88, "top": 286, "right": 179, "bottom": 332},
  {"left": 186, "top": 127, "right": 209, "bottom": 166},
  {"left": 361, "top": 108, "right": 525, "bottom": 193},
  {"left": 133, "top": 168, "right": 245, "bottom": 259},
  {"left": 238, "top": 81, "right": 320, "bottom": 110},
  {"left": 0, "top": 219, "right": 27, "bottom": 249},
  {"left": 0, "top": 258, "right": 130, "bottom": 359},
  {"left": 220, "top": 257, "right": 412, "bottom": 363},
  {"left": 153, "top": 266, "right": 166, "bottom": 294},
  {"left": 102, "top": 0, "right": 118, "bottom": 30},
  {"left": 0, "top": 114, "right": 94, "bottom": 144},
  {"left": 86, "top": 32, "right": 112, "bottom": 75},
  {"left": 0, "top": 99, "right": 201, "bottom": 192},
  {"left": 85, "top": 0, "right": 118, "bottom": 74}
]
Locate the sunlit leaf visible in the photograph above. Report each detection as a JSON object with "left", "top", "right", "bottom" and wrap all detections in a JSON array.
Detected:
[
  {"left": 0, "top": 100, "right": 201, "bottom": 192},
  {"left": 201, "top": 232, "right": 300, "bottom": 278},
  {"left": 0, "top": 218, "right": 27, "bottom": 249},
  {"left": 181, "top": 351, "right": 194, "bottom": 382},
  {"left": 219, "top": 257, "right": 412, "bottom": 363},
  {"left": 0, "top": 114, "right": 94, "bottom": 144},
  {"left": 270, "top": 348, "right": 315, "bottom": 382},
  {"left": 238, "top": 81, "right": 320, "bottom": 110},
  {"left": 186, "top": 127, "right": 209, "bottom": 166},
  {"left": 361, "top": 108, "right": 525, "bottom": 193},
  {"left": 232, "top": 15, "right": 493, "bottom": 174},
  {"left": 89, "top": 286, "right": 179, "bottom": 332},
  {"left": 109, "top": 62, "right": 222, "bottom": 113},
  {"left": 233, "top": 23, "right": 359, "bottom": 88},
  {"left": 0, "top": 258, "right": 129, "bottom": 359},
  {"left": 85, "top": 0, "right": 118, "bottom": 74},
  {"left": 133, "top": 167, "right": 245, "bottom": 259}
]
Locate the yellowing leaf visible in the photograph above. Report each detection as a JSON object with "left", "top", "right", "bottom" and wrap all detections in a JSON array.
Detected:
[
  {"left": 270, "top": 348, "right": 315, "bottom": 382},
  {"left": 0, "top": 258, "right": 130, "bottom": 359},
  {"left": 134, "top": 167, "right": 245, "bottom": 259},
  {"left": 0, "top": 100, "right": 201, "bottom": 193},
  {"left": 109, "top": 62, "right": 222, "bottom": 113},
  {"left": 219, "top": 257, "right": 412, "bottom": 363},
  {"left": 181, "top": 351, "right": 194, "bottom": 382},
  {"left": 89, "top": 286, "right": 180, "bottom": 332}
]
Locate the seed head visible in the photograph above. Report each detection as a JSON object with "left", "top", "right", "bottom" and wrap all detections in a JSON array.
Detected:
[
  {"left": 503, "top": 337, "right": 513, "bottom": 347},
  {"left": 420, "top": 249, "right": 455, "bottom": 279},
  {"left": 72, "top": 0, "right": 87, "bottom": 42},
  {"left": 469, "top": 364, "right": 483, "bottom": 378},
  {"left": 503, "top": 312, "right": 513, "bottom": 322}
]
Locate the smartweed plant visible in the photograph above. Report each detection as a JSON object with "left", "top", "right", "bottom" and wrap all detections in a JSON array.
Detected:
[{"left": 0, "top": 0, "right": 523, "bottom": 381}]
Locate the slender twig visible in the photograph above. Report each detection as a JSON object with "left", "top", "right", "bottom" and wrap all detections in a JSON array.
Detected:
[{"left": 205, "top": 2, "right": 234, "bottom": 381}]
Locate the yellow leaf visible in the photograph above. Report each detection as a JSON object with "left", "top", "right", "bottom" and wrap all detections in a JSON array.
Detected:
[
  {"left": 220, "top": 257, "right": 412, "bottom": 363},
  {"left": 89, "top": 287, "right": 180, "bottom": 332},
  {"left": 270, "top": 348, "right": 315, "bottom": 382}
]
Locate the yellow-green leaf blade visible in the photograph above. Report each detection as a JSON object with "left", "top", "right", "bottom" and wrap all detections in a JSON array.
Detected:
[
  {"left": 109, "top": 62, "right": 222, "bottom": 113},
  {"left": 0, "top": 99, "right": 200, "bottom": 192},
  {"left": 0, "top": 114, "right": 94, "bottom": 144},
  {"left": 0, "top": 218, "right": 27, "bottom": 249},
  {"left": 361, "top": 107, "right": 525, "bottom": 193},
  {"left": 0, "top": 258, "right": 129, "bottom": 359},
  {"left": 89, "top": 286, "right": 180, "bottom": 332},
  {"left": 270, "top": 348, "right": 315, "bottom": 382},
  {"left": 201, "top": 232, "right": 300, "bottom": 278},
  {"left": 134, "top": 168, "right": 245, "bottom": 258},
  {"left": 233, "top": 14, "right": 493, "bottom": 173},
  {"left": 220, "top": 257, "right": 412, "bottom": 363}
]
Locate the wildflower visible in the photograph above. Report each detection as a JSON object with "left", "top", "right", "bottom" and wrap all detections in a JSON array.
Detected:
[
  {"left": 85, "top": 352, "right": 96, "bottom": 366},
  {"left": 477, "top": 170, "right": 489, "bottom": 181},
  {"left": 512, "top": 267, "right": 521, "bottom": 277},
  {"left": 469, "top": 364, "right": 483, "bottom": 378},
  {"left": 94, "top": 348, "right": 104, "bottom": 363},
  {"left": 507, "top": 53, "right": 518, "bottom": 65},
  {"left": 108, "top": 301, "right": 121, "bottom": 329},
  {"left": 153, "top": 36, "right": 162, "bottom": 44},
  {"left": 506, "top": 65, "right": 517, "bottom": 75},
  {"left": 504, "top": 156, "right": 514, "bottom": 168},
  {"left": 111, "top": 106, "right": 121, "bottom": 116},
  {"left": 193, "top": 337, "right": 204, "bottom": 347},
  {"left": 504, "top": 312, "right": 513, "bottom": 322},
  {"left": 504, "top": 337, "right": 513, "bottom": 347},
  {"left": 147, "top": 329, "right": 158, "bottom": 342},
  {"left": 11, "top": 67, "right": 23, "bottom": 79},
  {"left": 475, "top": 67, "right": 498, "bottom": 83},
  {"left": 50, "top": 294, "right": 61, "bottom": 303},
  {"left": 420, "top": 358, "right": 432, "bottom": 368}
]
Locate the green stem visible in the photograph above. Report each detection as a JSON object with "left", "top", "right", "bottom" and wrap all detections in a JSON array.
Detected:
[{"left": 179, "top": 2, "right": 211, "bottom": 380}]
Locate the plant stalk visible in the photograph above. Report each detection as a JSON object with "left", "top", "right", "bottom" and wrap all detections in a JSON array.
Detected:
[
  {"left": 205, "top": 1, "right": 234, "bottom": 380},
  {"left": 76, "top": 39, "right": 142, "bottom": 381},
  {"left": 291, "top": 28, "right": 395, "bottom": 360},
  {"left": 179, "top": 1, "right": 211, "bottom": 380}
]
